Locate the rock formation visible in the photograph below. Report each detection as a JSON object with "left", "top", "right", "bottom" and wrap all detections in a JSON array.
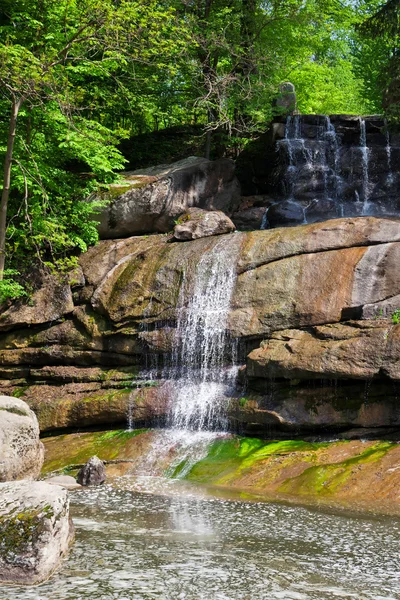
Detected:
[
  {"left": 0, "top": 481, "right": 74, "bottom": 585},
  {"left": 0, "top": 396, "right": 44, "bottom": 481},
  {"left": 95, "top": 157, "right": 241, "bottom": 238},
  {"left": 0, "top": 216, "right": 399, "bottom": 434}
]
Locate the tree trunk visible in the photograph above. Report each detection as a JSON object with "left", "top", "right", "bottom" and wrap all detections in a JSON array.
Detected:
[{"left": 0, "top": 97, "right": 23, "bottom": 279}]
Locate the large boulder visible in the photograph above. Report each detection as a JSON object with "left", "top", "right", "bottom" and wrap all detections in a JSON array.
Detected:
[
  {"left": 0, "top": 480, "right": 74, "bottom": 585},
  {"left": 0, "top": 396, "right": 44, "bottom": 481},
  {"left": 95, "top": 157, "right": 241, "bottom": 238},
  {"left": 173, "top": 208, "right": 236, "bottom": 241}
]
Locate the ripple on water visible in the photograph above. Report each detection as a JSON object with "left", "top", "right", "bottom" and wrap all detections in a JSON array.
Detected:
[{"left": 3, "top": 483, "right": 400, "bottom": 600}]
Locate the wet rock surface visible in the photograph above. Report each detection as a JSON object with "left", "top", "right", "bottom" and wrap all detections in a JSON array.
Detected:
[
  {"left": 76, "top": 456, "right": 106, "bottom": 486},
  {"left": 0, "top": 396, "right": 44, "bottom": 482},
  {"left": 0, "top": 480, "right": 74, "bottom": 585}
]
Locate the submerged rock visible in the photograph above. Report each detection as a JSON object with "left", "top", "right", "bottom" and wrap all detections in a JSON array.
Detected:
[
  {"left": 173, "top": 208, "right": 236, "bottom": 240},
  {"left": 0, "top": 480, "right": 74, "bottom": 585},
  {"left": 0, "top": 396, "right": 44, "bottom": 482},
  {"left": 77, "top": 456, "right": 106, "bottom": 486}
]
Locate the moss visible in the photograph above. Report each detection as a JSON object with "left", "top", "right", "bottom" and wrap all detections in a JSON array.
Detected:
[
  {"left": 181, "top": 437, "right": 325, "bottom": 485},
  {"left": 0, "top": 505, "right": 54, "bottom": 562},
  {"left": 102, "top": 184, "right": 132, "bottom": 200},
  {"left": 11, "top": 386, "right": 29, "bottom": 398},
  {"left": 80, "top": 389, "right": 129, "bottom": 404},
  {"left": 175, "top": 213, "right": 191, "bottom": 225},
  {"left": 42, "top": 429, "right": 148, "bottom": 475},
  {"left": 278, "top": 441, "right": 395, "bottom": 497},
  {"left": 0, "top": 406, "right": 28, "bottom": 416},
  {"left": 99, "top": 366, "right": 140, "bottom": 382}
]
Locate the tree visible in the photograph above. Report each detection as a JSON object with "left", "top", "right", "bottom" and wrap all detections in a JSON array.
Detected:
[
  {"left": 356, "top": 0, "right": 400, "bottom": 120},
  {"left": 0, "top": 0, "right": 185, "bottom": 279}
]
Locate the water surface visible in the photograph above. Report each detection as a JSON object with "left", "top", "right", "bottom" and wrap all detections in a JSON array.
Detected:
[{"left": 5, "top": 479, "right": 400, "bottom": 600}]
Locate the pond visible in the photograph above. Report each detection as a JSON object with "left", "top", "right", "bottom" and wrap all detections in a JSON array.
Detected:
[{"left": 4, "top": 476, "right": 400, "bottom": 600}]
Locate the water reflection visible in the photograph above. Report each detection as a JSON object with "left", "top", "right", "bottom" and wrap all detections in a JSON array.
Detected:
[{"left": 3, "top": 483, "right": 400, "bottom": 600}]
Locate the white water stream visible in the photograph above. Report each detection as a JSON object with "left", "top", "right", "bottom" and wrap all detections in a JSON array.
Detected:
[
  {"left": 133, "top": 234, "right": 242, "bottom": 474},
  {"left": 168, "top": 236, "right": 241, "bottom": 431},
  {"left": 359, "top": 117, "right": 371, "bottom": 215}
]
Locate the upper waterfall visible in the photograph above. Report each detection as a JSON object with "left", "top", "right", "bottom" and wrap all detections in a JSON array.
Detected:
[
  {"left": 271, "top": 114, "right": 397, "bottom": 225},
  {"left": 236, "top": 114, "right": 400, "bottom": 230}
]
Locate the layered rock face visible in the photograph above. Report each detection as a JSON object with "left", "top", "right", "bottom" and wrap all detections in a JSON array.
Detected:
[
  {"left": 235, "top": 115, "right": 400, "bottom": 229},
  {"left": 0, "top": 481, "right": 74, "bottom": 585},
  {"left": 0, "top": 217, "right": 399, "bottom": 434}
]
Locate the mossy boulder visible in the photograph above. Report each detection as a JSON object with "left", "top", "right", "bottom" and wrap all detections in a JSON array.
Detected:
[
  {"left": 0, "top": 396, "right": 44, "bottom": 482},
  {"left": 0, "top": 480, "right": 74, "bottom": 585}
]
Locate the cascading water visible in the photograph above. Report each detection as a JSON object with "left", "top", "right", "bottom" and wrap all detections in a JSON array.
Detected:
[
  {"left": 359, "top": 117, "right": 371, "bottom": 215},
  {"left": 385, "top": 119, "right": 394, "bottom": 185},
  {"left": 168, "top": 236, "right": 241, "bottom": 431},
  {"left": 270, "top": 114, "right": 345, "bottom": 225},
  {"left": 132, "top": 234, "right": 242, "bottom": 476},
  {"left": 267, "top": 114, "right": 400, "bottom": 226}
]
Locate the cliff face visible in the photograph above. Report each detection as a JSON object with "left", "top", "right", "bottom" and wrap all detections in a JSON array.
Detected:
[{"left": 1, "top": 216, "right": 400, "bottom": 435}]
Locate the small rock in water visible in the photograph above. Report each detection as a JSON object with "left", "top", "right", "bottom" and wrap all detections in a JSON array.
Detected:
[{"left": 76, "top": 456, "right": 106, "bottom": 486}]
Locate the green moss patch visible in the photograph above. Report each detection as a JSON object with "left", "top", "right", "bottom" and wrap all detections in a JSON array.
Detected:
[
  {"left": 0, "top": 506, "right": 54, "bottom": 562},
  {"left": 180, "top": 438, "right": 327, "bottom": 485},
  {"left": 278, "top": 441, "right": 395, "bottom": 497},
  {"left": 42, "top": 429, "right": 148, "bottom": 475}
]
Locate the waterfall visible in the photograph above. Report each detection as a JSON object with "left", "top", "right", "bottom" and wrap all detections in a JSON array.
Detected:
[
  {"left": 359, "top": 118, "right": 371, "bottom": 215},
  {"left": 385, "top": 121, "right": 394, "bottom": 185},
  {"left": 168, "top": 235, "right": 241, "bottom": 431},
  {"left": 131, "top": 235, "right": 242, "bottom": 477},
  {"left": 270, "top": 114, "right": 400, "bottom": 226},
  {"left": 276, "top": 115, "right": 343, "bottom": 223}
]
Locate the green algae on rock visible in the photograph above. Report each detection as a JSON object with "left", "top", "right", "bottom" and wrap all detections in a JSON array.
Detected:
[{"left": 41, "top": 430, "right": 400, "bottom": 511}]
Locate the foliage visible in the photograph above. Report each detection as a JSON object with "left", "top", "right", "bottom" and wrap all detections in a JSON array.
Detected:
[
  {"left": 0, "top": 0, "right": 187, "bottom": 278},
  {"left": 356, "top": 0, "right": 400, "bottom": 123},
  {"left": 0, "top": 269, "right": 27, "bottom": 303},
  {"left": 392, "top": 309, "right": 400, "bottom": 324},
  {"left": 0, "top": 0, "right": 397, "bottom": 288}
]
